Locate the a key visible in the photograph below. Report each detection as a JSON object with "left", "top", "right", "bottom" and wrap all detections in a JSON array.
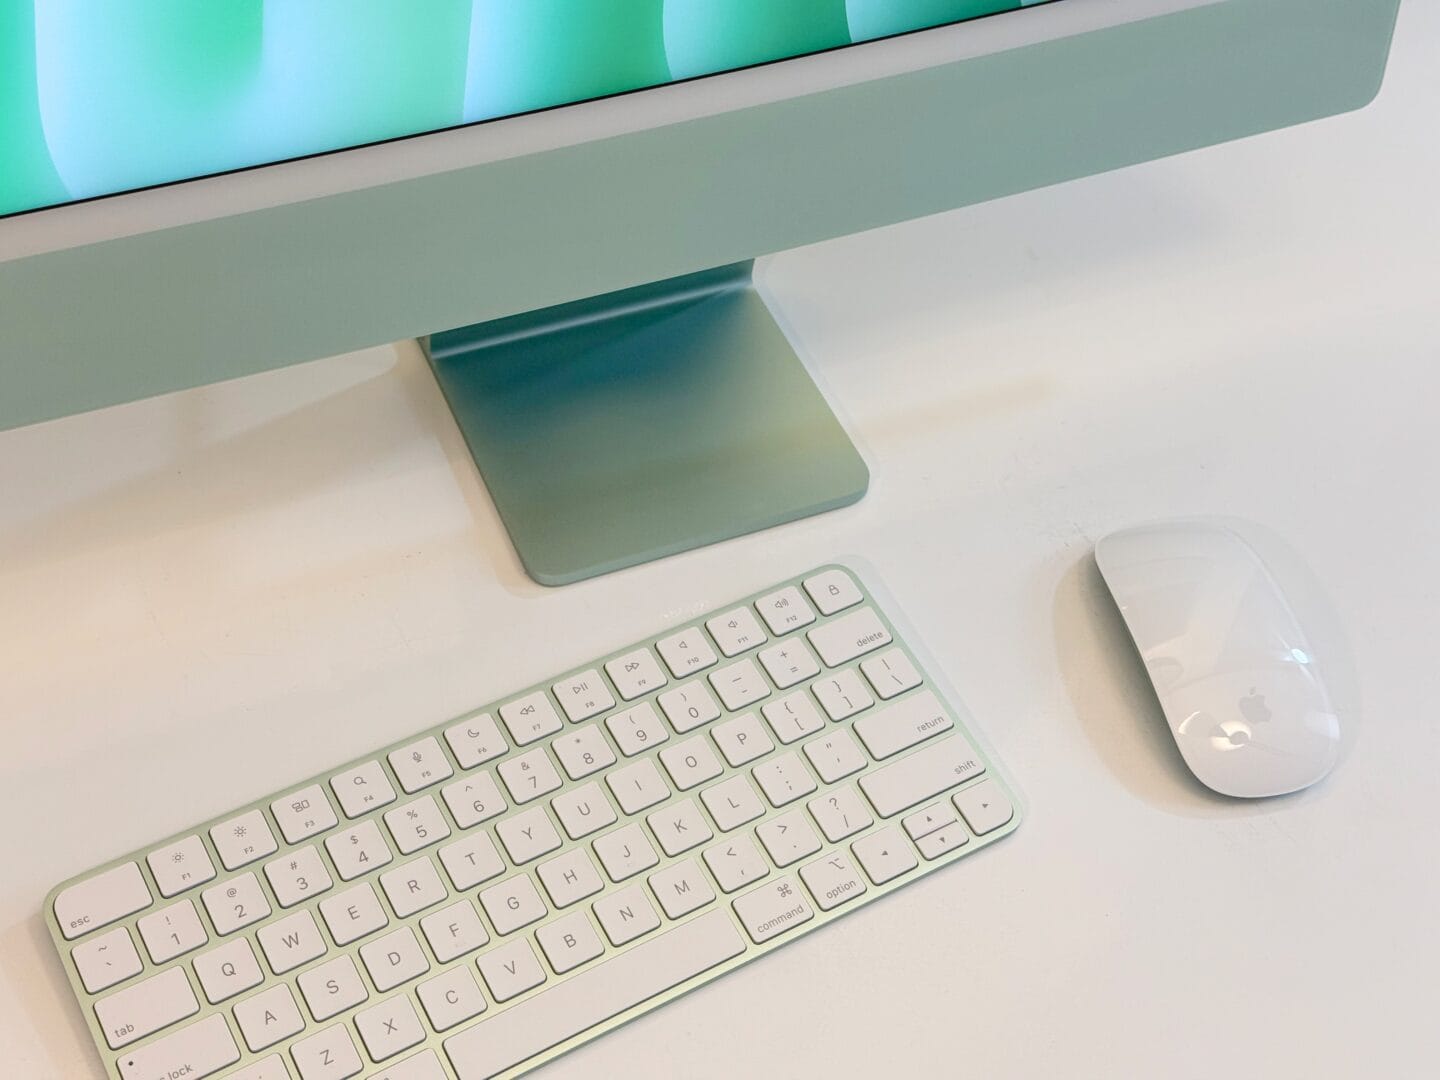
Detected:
[
  {"left": 137, "top": 899, "right": 208, "bottom": 964},
  {"left": 420, "top": 900, "right": 489, "bottom": 963},
  {"left": 384, "top": 795, "right": 451, "bottom": 854},
  {"left": 438, "top": 832, "right": 506, "bottom": 891},
  {"left": 330, "top": 760, "right": 398, "bottom": 818},
  {"left": 379, "top": 856, "right": 449, "bottom": 918},
  {"left": 732, "top": 876, "right": 814, "bottom": 944},
  {"left": 752, "top": 751, "right": 817, "bottom": 807},
  {"left": 706, "top": 607, "right": 768, "bottom": 656},
  {"left": 372, "top": 1050, "right": 447, "bottom": 1080},
  {"left": 499, "top": 691, "right": 564, "bottom": 746},
  {"left": 594, "top": 884, "right": 661, "bottom": 946},
  {"left": 646, "top": 798, "right": 714, "bottom": 857},
  {"left": 55, "top": 862, "right": 151, "bottom": 941},
  {"left": 208, "top": 810, "right": 278, "bottom": 872},
  {"left": 853, "top": 689, "right": 953, "bottom": 760},
  {"left": 703, "top": 836, "right": 770, "bottom": 893},
  {"left": 658, "top": 736, "right": 723, "bottom": 790},
  {"left": 270, "top": 784, "right": 338, "bottom": 845},
  {"left": 388, "top": 737, "right": 454, "bottom": 794},
  {"left": 318, "top": 882, "right": 388, "bottom": 946},
  {"left": 218, "top": 1053, "right": 288, "bottom": 1080},
  {"left": 291, "top": 1024, "right": 363, "bottom": 1080},
  {"left": 537, "top": 911, "right": 606, "bottom": 974},
  {"left": 326, "top": 819, "right": 393, "bottom": 880},
  {"left": 803, "top": 730, "right": 869, "bottom": 783},
  {"left": 201, "top": 872, "right": 269, "bottom": 935},
  {"left": 852, "top": 826, "right": 918, "bottom": 885},
  {"left": 708, "top": 658, "right": 770, "bottom": 712},
  {"left": 657, "top": 682, "right": 721, "bottom": 734},
  {"left": 360, "top": 926, "right": 430, "bottom": 992},
  {"left": 115, "top": 1013, "right": 238, "bottom": 1080},
  {"left": 72, "top": 926, "right": 142, "bottom": 994},
  {"left": 496, "top": 805, "right": 563, "bottom": 864},
  {"left": 194, "top": 937, "right": 264, "bottom": 1004},
  {"left": 916, "top": 823, "right": 969, "bottom": 859},
  {"left": 605, "top": 648, "right": 668, "bottom": 701},
  {"left": 700, "top": 775, "right": 765, "bottom": 832},
  {"left": 811, "top": 668, "right": 874, "bottom": 722},
  {"left": 761, "top": 692, "right": 826, "bottom": 744},
  {"left": 593, "top": 823, "right": 659, "bottom": 882},
  {"left": 903, "top": 802, "right": 958, "bottom": 841},
  {"left": 478, "top": 939, "right": 547, "bottom": 1003},
  {"left": 858, "top": 734, "right": 985, "bottom": 817},
  {"left": 297, "top": 955, "right": 369, "bottom": 1021},
  {"left": 807, "top": 606, "right": 892, "bottom": 667},
  {"left": 536, "top": 848, "right": 605, "bottom": 908},
  {"left": 440, "top": 772, "right": 506, "bottom": 829},
  {"left": 754, "top": 586, "right": 817, "bottom": 636},
  {"left": 234, "top": 984, "right": 304, "bottom": 1052},
  {"left": 256, "top": 909, "right": 326, "bottom": 974},
  {"left": 656, "top": 626, "right": 719, "bottom": 678},
  {"left": 606, "top": 702, "right": 670, "bottom": 756},
  {"left": 357, "top": 996, "right": 426, "bottom": 1062},
  {"left": 552, "top": 724, "right": 616, "bottom": 780},
  {"left": 479, "top": 875, "right": 548, "bottom": 935},
  {"left": 443, "top": 714, "right": 507, "bottom": 770},
  {"left": 711, "top": 712, "right": 774, "bottom": 767},
  {"left": 606, "top": 758, "right": 670, "bottom": 815},
  {"left": 147, "top": 835, "right": 216, "bottom": 898},
  {"left": 418, "top": 967, "right": 488, "bottom": 1031},
  {"left": 803, "top": 569, "right": 863, "bottom": 615},
  {"left": 807, "top": 786, "right": 874, "bottom": 843},
  {"left": 953, "top": 779, "right": 1015, "bottom": 835},
  {"left": 497, "top": 748, "right": 563, "bottom": 805},
  {"left": 264, "top": 845, "right": 333, "bottom": 908},
  {"left": 758, "top": 641, "right": 821, "bottom": 689},
  {"left": 552, "top": 781, "right": 617, "bottom": 840},
  {"left": 861, "top": 648, "right": 923, "bottom": 700},
  {"left": 799, "top": 852, "right": 869, "bottom": 911},
  {"left": 553, "top": 669, "right": 616, "bottom": 724},
  {"left": 648, "top": 858, "right": 716, "bottom": 919},
  {"left": 95, "top": 966, "right": 197, "bottom": 1049},
  {"left": 756, "top": 811, "right": 822, "bottom": 868}
]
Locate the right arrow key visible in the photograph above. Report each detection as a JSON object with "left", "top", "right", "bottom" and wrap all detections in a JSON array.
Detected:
[{"left": 953, "top": 780, "right": 1015, "bottom": 836}]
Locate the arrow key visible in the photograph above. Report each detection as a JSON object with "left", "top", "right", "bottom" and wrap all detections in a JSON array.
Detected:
[
  {"left": 953, "top": 779, "right": 1014, "bottom": 836},
  {"left": 851, "top": 826, "right": 918, "bottom": 886}
]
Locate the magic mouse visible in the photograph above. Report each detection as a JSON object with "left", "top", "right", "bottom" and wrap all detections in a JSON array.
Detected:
[{"left": 1094, "top": 521, "right": 1340, "bottom": 798}]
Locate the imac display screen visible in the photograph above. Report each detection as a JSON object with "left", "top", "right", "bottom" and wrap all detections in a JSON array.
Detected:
[{"left": 1, "top": 2, "right": 1052, "bottom": 218}]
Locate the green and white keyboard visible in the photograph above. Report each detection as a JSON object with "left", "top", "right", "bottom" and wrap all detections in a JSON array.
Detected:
[{"left": 46, "top": 565, "right": 1021, "bottom": 1080}]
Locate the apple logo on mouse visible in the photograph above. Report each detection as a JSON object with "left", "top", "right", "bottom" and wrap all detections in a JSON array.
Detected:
[{"left": 1239, "top": 688, "right": 1272, "bottom": 725}]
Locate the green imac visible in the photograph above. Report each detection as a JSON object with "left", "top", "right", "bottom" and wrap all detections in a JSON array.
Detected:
[{"left": 0, "top": 0, "right": 1400, "bottom": 583}]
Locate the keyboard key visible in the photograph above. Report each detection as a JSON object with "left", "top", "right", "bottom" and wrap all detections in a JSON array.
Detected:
[
  {"left": 800, "top": 852, "right": 868, "bottom": 911},
  {"left": 480, "top": 875, "right": 548, "bottom": 935},
  {"left": 807, "top": 606, "right": 892, "bottom": 667},
  {"left": 194, "top": 937, "right": 264, "bottom": 1004},
  {"left": 319, "top": 883, "right": 388, "bottom": 946},
  {"left": 605, "top": 648, "right": 668, "bottom": 700},
  {"left": 803, "top": 569, "right": 863, "bottom": 615},
  {"left": 264, "top": 845, "right": 333, "bottom": 908},
  {"left": 444, "top": 714, "right": 507, "bottom": 770},
  {"left": 860, "top": 648, "right": 923, "bottom": 700},
  {"left": 497, "top": 748, "right": 563, "bottom": 805},
  {"left": 438, "top": 832, "right": 506, "bottom": 891},
  {"left": 648, "top": 858, "right": 716, "bottom": 919},
  {"left": 756, "top": 811, "right": 822, "bottom": 868},
  {"left": 499, "top": 691, "right": 564, "bottom": 747},
  {"left": 379, "top": 856, "right": 449, "bottom": 918},
  {"left": 388, "top": 737, "right": 454, "bottom": 794},
  {"left": 55, "top": 862, "right": 152, "bottom": 941},
  {"left": 852, "top": 827, "right": 918, "bottom": 885},
  {"left": 441, "top": 772, "right": 506, "bottom": 829},
  {"left": 496, "top": 805, "right": 563, "bottom": 864},
  {"left": 137, "top": 899, "right": 208, "bottom": 964},
  {"left": 658, "top": 737, "right": 723, "bottom": 791},
  {"left": 754, "top": 586, "right": 816, "bottom": 636},
  {"left": 115, "top": 1013, "right": 238, "bottom": 1080},
  {"left": 234, "top": 983, "right": 304, "bottom": 1052},
  {"left": 420, "top": 899, "right": 489, "bottom": 963},
  {"left": 297, "top": 955, "right": 368, "bottom": 1021},
  {"left": 552, "top": 724, "right": 616, "bottom": 780},
  {"left": 330, "top": 760, "right": 397, "bottom": 819},
  {"left": 384, "top": 795, "right": 451, "bottom": 855},
  {"left": 72, "top": 926, "right": 141, "bottom": 994},
  {"left": 360, "top": 926, "right": 430, "bottom": 992},
  {"left": 227, "top": 1055, "right": 290, "bottom": 1080},
  {"left": 708, "top": 658, "right": 770, "bottom": 712},
  {"left": 372, "top": 1050, "right": 447, "bottom": 1080},
  {"left": 753, "top": 752, "right": 817, "bottom": 807},
  {"left": 853, "top": 690, "right": 953, "bottom": 760},
  {"left": 655, "top": 626, "right": 718, "bottom": 678},
  {"left": 858, "top": 734, "right": 985, "bottom": 817},
  {"left": 537, "top": 911, "right": 605, "bottom": 974},
  {"left": 807, "top": 785, "right": 874, "bottom": 843},
  {"left": 291, "top": 1024, "right": 363, "bottom": 1080},
  {"left": 711, "top": 712, "right": 773, "bottom": 767},
  {"left": 706, "top": 607, "right": 768, "bottom": 657},
  {"left": 256, "top": 909, "right": 326, "bottom": 975},
  {"left": 732, "top": 876, "right": 814, "bottom": 944},
  {"left": 201, "top": 872, "right": 270, "bottom": 936},
  {"left": 606, "top": 702, "right": 670, "bottom": 756},
  {"left": 537, "top": 848, "right": 605, "bottom": 909},
  {"left": 418, "top": 967, "right": 487, "bottom": 1031},
  {"left": 270, "top": 784, "right": 338, "bottom": 845},
  {"left": 758, "top": 640, "right": 820, "bottom": 689},
  {"left": 812, "top": 668, "right": 874, "bottom": 722},
  {"left": 803, "top": 730, "right": 868, "bottom": 784},
  {"left": 953, "top": 779, "right": 1015, "bottom": 835},
  {"left": 903, "top": 802, "right": 958, "bottom": 842},
  {"left": 553, "top": 669, "right": 616, "bottom": 724},
  {"left": 700, "top": 775, "right": 765, "bottom": 832},
  {"left": 646, "top": 798, "right": 713, "bottom": 857},
  {"left": 594, "top": 884, "right": 660, "bottom": 946},
  {"left": 606, "top": 758, "right": 670, "bottom": 815},
  {"left": 552, "top": 781, "right": 617, "bottom": 840},
  {"left": 357, "top": 996, "right": 426, "bottom": 1062},
  {"left": 147, "top": 835, "right": 216, "bottom": 898},
  {"left": 443, "top": 910, "right": 744, "bottom": 1078},
  {"left": 478, "top": 938, "right": 547, "bottom": 1002},
  {"left": 209, "top": 810, "right": 278, "bottom": 872},
  {"left": 326, "top": 819, "right": 393, "bottom": 881},
  {"left": 761, "top": 692, "right": 826, "bottom": 744},
  {"left": 95, "top": 966, "right": 197, "bottom": 1049},
  {"left": 593, "top": 823, "right": 659, "bottom": 882},
  {"left": 916, "top": 823, "right": 969, "bottom": 860},
  {"left": 657, "top": 682, "right": 721, "bottom": 734},
  {"left": 703, "top": 836, "right": 769, "bottom": 893}
]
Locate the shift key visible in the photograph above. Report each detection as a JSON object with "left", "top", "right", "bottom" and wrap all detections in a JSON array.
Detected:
[{"left": 858, "top": 735, "right": 985, "bottom": 818}]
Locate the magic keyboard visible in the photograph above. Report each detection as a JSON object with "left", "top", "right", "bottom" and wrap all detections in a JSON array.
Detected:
[{"left": 47, "top": 565, "right": 1021, "bottom": 1079}]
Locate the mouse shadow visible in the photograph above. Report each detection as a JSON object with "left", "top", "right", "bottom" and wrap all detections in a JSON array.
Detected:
[{"left": 1051, "top": 552, "right": 1344, "bottom": 819}]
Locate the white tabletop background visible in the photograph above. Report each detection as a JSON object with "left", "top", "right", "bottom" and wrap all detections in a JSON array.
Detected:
[{"left": 3, "top": 3, "right": 1437, "bottom": 1077}]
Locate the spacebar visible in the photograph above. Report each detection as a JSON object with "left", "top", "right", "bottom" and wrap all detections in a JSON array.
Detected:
[{"left": 444, "top": 909, "right": 746, "bottom": 1078}]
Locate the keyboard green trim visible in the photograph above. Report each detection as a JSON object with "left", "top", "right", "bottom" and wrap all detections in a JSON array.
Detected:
[{"left": 46, "top": 565, "right": 1022, "bottom": 1079}]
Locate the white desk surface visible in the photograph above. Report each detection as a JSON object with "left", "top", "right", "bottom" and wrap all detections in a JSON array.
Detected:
[{"left": 4, "top": 6, "right": 1437, "bottom": 1077}]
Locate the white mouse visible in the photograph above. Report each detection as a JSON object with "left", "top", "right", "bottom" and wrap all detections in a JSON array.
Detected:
[{"left": 1094, "top": 521, "right": 1340, "bottom": 798}]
